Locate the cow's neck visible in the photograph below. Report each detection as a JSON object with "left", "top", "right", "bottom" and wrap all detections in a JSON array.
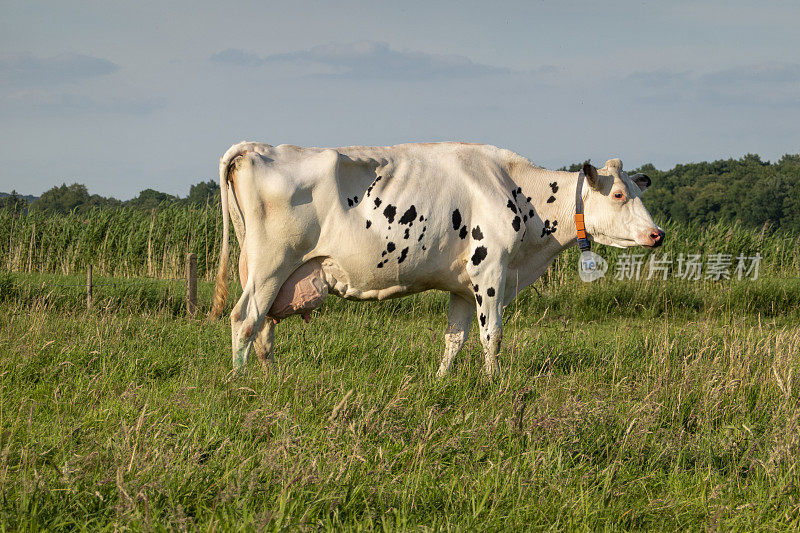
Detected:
[{"left": 508, "top": 165, "right": 583, "bottom": 286}]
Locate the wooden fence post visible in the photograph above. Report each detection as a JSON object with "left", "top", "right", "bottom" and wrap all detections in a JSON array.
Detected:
[
  {"left": 186, "top": 253, "right": 197, "bottom": 317},
  {"left": 86, "top": 265, "right": 93, "bottom": 309}
]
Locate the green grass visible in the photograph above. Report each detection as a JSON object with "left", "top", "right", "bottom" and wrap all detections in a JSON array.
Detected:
[{"left": 2, "top": 272, "right": 799, "bottom": 530}]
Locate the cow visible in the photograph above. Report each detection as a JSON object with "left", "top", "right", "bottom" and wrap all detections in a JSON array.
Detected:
[{"left": 209, "top": 141, "right": 664, "bottom": 376}]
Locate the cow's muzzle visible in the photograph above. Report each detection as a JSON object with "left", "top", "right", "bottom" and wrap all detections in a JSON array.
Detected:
[{"left": 645, "top": 228, "right": 666, "bottom": 248}]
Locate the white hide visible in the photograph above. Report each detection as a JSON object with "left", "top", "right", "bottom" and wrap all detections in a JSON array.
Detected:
[{"left": 211, "top": 142, "right": 663, "bottom": 375}]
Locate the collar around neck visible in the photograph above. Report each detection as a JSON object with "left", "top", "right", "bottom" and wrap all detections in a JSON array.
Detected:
[{"left": 575, "top": 171, "right": 591, "bottom": 252}]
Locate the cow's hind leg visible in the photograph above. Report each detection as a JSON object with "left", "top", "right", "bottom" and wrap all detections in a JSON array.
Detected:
[
  {"left": 234, "top": 247, "right": 277, "bottom": 374},
  {"left": 230, "top": 246, "right": 300, "bottom": 371},
  {"left": 437, "top": 293, "right": 474, "bottom": 377},
  {"left": 230, "top": 275, "right": 283, "bottom": 371},
  {"left": 253, "top": 320, "right": 276, "bottom": 373}
]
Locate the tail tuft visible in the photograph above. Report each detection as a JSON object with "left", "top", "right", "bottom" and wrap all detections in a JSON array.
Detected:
[{"left": 209, "top": 253, "right": 229, "bottom": 319}]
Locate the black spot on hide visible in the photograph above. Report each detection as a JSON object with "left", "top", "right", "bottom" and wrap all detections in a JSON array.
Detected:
[
  {"left": 471, "top": 226, "right": 484, "bottom": 240},
  {"left": 512, "top": 216, "right": 521, "bottom": 232},
  {"left": 383, "top": 205, "right": 397, "bottom": 223},
  {"left": 480, "top": 314, "right": 486, "bottom": 327},
  {"left": 541, "top": 219, "right": 558, "bottom": 237},
  {"left": 476, "top": 294, "right": 483, "bottom": 306},
  {"left": 487, "top": 287, "right": 495, "bottom": 297},
  {"left": 398, "top": 247, "right": 409, "bottom": 263},
  {"left": 399, "top": 205, "right": 417, "bottom": 225},
  {"left": 550, "top": 181, "right": 558, "bottom": 193},
  {"left": 374, "top": 197, "right": 382, "bottom": 209},
  {"left": 471, "top": 246, "right": 487, "bottom": 266},
  {"left": 506, "top": 200, "right": 517, "bottom": 214},
  {"left": 387, "top": 242, "right": 396, "bottom": 253},
  {"left": 547, "top": 196, "right": 556, "bottom": 203},
  {"left": 459, "top": 226, "right": 468, "bottom": 239},
  {"left": 452, "top": 209, "right": 462, "bottom": 231},
  {"left": 366, "top": 220, "right": 372, "bottom": 228}
]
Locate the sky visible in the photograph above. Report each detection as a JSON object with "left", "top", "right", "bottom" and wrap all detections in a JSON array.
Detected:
[{"left": 1, "top": 0, "right": 799, "bottom": 200}]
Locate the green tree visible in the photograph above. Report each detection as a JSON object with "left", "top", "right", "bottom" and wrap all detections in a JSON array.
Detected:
[
  {"left": 32, "top": 183, "right": 120, "bottom": 213},
  {"left": 33, "top": 183, "right": 91, "bottom": 214},
  {"left": 126, "top": 189, "right": 178, "bottom": 210},
  {"left": 186, "top": 180, "right": 220, "bottom": 205},
  {"left": 0, "top": 190, "right": 27, "bottom": 214}
]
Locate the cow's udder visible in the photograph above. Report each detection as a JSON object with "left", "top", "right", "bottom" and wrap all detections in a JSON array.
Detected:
[{"left": 269, "top": 260, "right": 329, "bottom": 320}]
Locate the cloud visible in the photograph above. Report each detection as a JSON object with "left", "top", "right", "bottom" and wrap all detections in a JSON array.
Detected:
[
  {"left": 626, "top": 63, "right": 800, "bottom": 107},
  {"left": 626, "top": 69, "right": 692, "bottom": 88},
  {"left": 701, "top": 63, "right": 800, "bottom": 85},
  {"left": 208, "top": 48, "right": 264, "bottom": 68},
  {"left": 0, "top": 89, "right": 165, "bottom": 115},
  {"left": 210, "top": 41, "right": 511, "bottom": 80},
  {"left": 0, "top": 53, "right": 119, "bottom": 87}
]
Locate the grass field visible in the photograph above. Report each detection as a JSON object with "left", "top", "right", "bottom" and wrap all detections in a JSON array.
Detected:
[{"left": 2, "top": 271, "right": 799, "bottom": 530}]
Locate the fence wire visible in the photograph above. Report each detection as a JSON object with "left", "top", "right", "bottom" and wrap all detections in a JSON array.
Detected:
[{"left": 1, "top": 267, "right": 215, "bottom": 316}]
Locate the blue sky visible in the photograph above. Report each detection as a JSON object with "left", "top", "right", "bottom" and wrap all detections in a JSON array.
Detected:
[{"left": 1, "top": 0, "right": 799, "bottom": 199}]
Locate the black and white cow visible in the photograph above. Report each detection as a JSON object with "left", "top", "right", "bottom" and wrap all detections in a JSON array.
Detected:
[{"left": 210, "top": 141, "right": 664, "bottom": 376}]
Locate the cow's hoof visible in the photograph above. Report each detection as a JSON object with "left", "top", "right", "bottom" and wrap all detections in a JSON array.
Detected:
[
  {"left": 232, "top": 347, "right": 250, "bottom": 371},
  {"left": 483, "top": 363, "right": 501, "bottom": 379},
  {"left": 258, "top": 357, "right": 274, "bottom": 376}
]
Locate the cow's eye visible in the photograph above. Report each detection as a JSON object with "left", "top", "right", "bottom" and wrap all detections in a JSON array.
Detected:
[{"left": 613, "top": 192, "right": 624, "bottom": 200}]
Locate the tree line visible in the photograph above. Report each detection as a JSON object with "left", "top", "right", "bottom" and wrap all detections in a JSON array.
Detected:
[
  {"left": 3, "top": 153, "right": 800, "bottom": 231},
  {"left": 0, "top": 180, "right": 220, "bottom": 214}
]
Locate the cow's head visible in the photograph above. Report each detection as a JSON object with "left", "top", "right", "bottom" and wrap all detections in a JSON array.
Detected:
[{"left": 582, "top": 159, "right": 664, "bottom": 248}]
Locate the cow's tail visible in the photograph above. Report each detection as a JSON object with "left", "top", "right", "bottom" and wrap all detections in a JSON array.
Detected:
[{"left": 210, "top": 144, "right": 248, "bottom": 319}]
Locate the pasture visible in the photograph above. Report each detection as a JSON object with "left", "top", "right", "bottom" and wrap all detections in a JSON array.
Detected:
[{"left": 2, "top": 266, "right": 800, "bottom": 530}]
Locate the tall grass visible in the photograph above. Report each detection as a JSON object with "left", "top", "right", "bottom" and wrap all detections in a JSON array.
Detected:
[
  {"left": 2, "top": 204, "right": 799, "bottom": 283},
  {"left": 0, "top": 203, "right": 238, "bottom": 280}
]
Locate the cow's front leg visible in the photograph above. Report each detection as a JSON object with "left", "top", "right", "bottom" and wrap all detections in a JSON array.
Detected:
[
  {"left": 437, "top": 292, "right": 474, "bottom": 378},
  {"left": 469, "top": 266, "right": 506, "bottom": 377}
]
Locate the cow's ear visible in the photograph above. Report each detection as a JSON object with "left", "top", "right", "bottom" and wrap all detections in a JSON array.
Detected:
[
  {"left": 632, "top": 173, "right": 651, "bottom": 193},
  {"left": 582, "top": 162, "right": 600, "bottom": 189}
]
